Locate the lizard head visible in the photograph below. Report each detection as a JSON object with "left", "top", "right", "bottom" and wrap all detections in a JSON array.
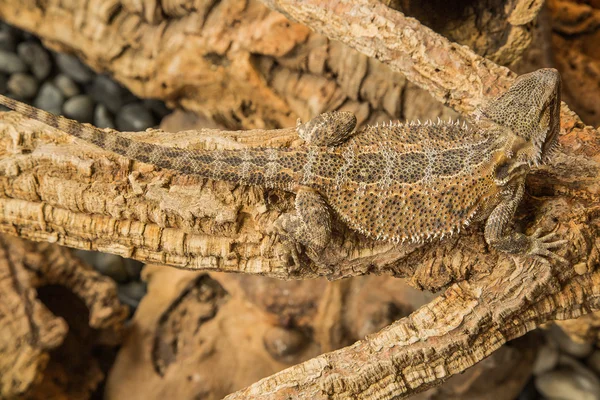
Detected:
[{"left": 479, "top": 68, "right": 562, "bottom": 165}]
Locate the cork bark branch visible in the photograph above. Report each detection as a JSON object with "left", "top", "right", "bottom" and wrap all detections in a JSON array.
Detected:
[
  {"left": 0, "top": 234, "right": 126, "bottom": 398},
  {"left": 0, "top": 0, "right": 599, "bottom": 399}
]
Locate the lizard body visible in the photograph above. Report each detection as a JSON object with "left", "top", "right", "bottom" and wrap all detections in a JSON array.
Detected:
[{"left": 0, "top": 68, "right": 566, "bottom": 264}]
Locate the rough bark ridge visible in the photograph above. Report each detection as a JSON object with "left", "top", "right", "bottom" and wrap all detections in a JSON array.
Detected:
[
  {"left": 0, "top": 0, "right": 540, "bottom": 129},
  {"left": 0, "top": 235, "right": 127, "bottom": 399},
  {"left": 0, "top": 0, "right": 599, "bottom": 399}
]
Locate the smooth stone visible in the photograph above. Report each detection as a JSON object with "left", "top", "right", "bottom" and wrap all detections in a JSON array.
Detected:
[
  {"left": 586, "top": 350, "right": 600, "bottom": 375},
  {"left": 54, "top": 74, "right": 80, "bottom": 98},
  {"left": 123, "top": 258, "right": 144, "bottom": 280},
  {"left": 532, "top": 343, "right": 559, "bottom": 375},
  {"left": 116, "top": 102, "right": 156, "bottom": 131},
  {"left": 118, "top": 281, "right": 147, "bottom": 308},
  {"left": 93, "top": 104, "right": 115, "bottom": 129},
  {"left": 17, "top": 41, "right": 52, "bottom": 80},
  {"left": 551, "top": 325, "right": 593, "bottom": 358},
  {"left": 0, "top": 31, "right": 17, "bottom": 52},
  {"left": 0, "top": 73, "right": 7, "bottom": 93},
  {"left": 34, "top": 82, "right": 64, "bottom": 114},
  {"left": 0, "top": 24, "right": 22, "bottom": 41},
  {"left": 55, "top": 53, "right": 94, "bottom": 83},
  {"left": 7, "top": 73, "right": 38, "bottom": 99},
  {"left": 559, "top": 354, "right": 600, "bottom": 387},
  {"left": 0, "top": 50, "right": 27, "bottom": 74},
  {"left": 93, "top": 252, "right": 128, "bottom": 283},
  {"left": 72, "top": 249, "right": 98, "bottom": 266},
  {"left": 90, "top": 75, "right": 136, "bottom": 113},
  {"left": 263, "top": 326, "right": 308, "bottom": 361},
  {"left": 143, "top": 98, "right": 171, "bottom": 119},
  {"left": 62, "top": 94, "right": 95, "bottom": 122},
  {"left": 535, "top": 369, "right": 600, "bottom": 400},
  {"left": 517, "top": 379, "right": 542, "bottom": 400}
]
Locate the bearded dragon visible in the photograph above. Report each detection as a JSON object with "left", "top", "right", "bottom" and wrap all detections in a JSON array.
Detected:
[{"left": 0, "top": 68, "right": 567, "bottom": 265}]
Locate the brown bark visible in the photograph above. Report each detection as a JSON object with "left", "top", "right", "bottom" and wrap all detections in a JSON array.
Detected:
[
  {"left": 0, "top": 0, "right": 599, "bottom": 399},
  {"left": 0, "top": 0, "right": 539, "bottom": 130},
  {"left": 0, "top": 235, "right": 127, "bottom": 399}
]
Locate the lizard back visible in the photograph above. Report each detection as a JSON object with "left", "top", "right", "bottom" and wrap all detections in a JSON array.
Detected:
[{"left": 318, "top": 122, "right": 510, "bottom": 243}]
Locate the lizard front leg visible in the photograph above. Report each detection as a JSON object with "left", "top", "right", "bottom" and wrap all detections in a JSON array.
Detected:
[
  {"left": 484, "top": 182, "right": 567, "bottom": 264},
  {"left": 274, "top": 188, "right": 332, "bottom": 270},
  {"left": 273, "top": 111, "right": 357, "bottom": 270}
]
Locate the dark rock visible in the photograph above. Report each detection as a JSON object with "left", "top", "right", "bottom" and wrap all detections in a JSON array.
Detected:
[
  {"left": 535, "top": 368, "right": 600, "bottom": 400},
  {"left": 517, "top": 378, "right": 542, "bottom": 400},
  {"left": 93, "top": 253, "right": 129, "bottom": 283},
  {"left": 551, "top": 325, "right": 593, "bottom": 359},
  {"left": 54, "top": 74, "right": 80, "bottom": 98},
  {"left": 17, "top": 41, "right": 52, "bottom": 80},
  {"left": 116, "top": 102, "right": 156, "bottom": 131},
  {"left": 62, "top": 94, "right": 95, "bottom": 122},
  {"left": 55, "top": 53, "right": 94, "bottom": 83},
  {"left": 7, "top": 73, "right": 38, "bottom": 99},
  {"left": 123, "top": 258, "right": 144, "bottom": 280},
  {"left": 90, "top": 74, "right": 136, "bottom": 113},
  {"left": 94, "top": 104, "right": 116, "bottom": 129},
  {"left": 533, "top": 342, "right": 559, "bottom": 375},
  {"left": 118, "top": 281, "right": 147, "bottom": 308},
  {"left": 0, "top": 50, "right": 27, "bottom": 74},
  {"left": 0, "top": 73, "right": 7, "bottom": 93},
  {"left": 0, "top": 30, "right": 17, "bottom": 52},
  {"left": 34, "top": 82, "right": 64, "bottom": 114},
  {"left": 143, "top": 98, "right": 171, "bottom": 119}
]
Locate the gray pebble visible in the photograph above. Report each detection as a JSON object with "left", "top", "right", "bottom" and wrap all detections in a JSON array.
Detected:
[
  {"left": 55, "top": 53, "right": 94, "bottom": 83},
  {"left": 63, "top": 94, "right": 95, "bottom": 122},
  {"left": 93, "top": 104, "right": 116, "bottom": 129},
  {"left": 587, "top": 350, "right": 600, "bottom": 376},
  {"left": 93, "top": 252, "right": 128, "bottom": 283},
  {"left": 0, "top": 73, "right": 7, "bottom": 93},
  {"left": 118, "top": 281, "right": 147, "bottom": 308},
  {"left": 17, "top": 41, "right": 52, "bottom": 80},
  {"left": 0, "top": 24, "right": 22, "bottom": 42},
  {"left": 116, "top": 102, "right": 156, "bottom": 131},
  {"left": 517, "top": 379, "right": 541, "bottom": 400},
  {"left": 551, "top": 325, "right": 593, "bottom": 358},
  {"left": 90, "top": 75, "right": 136, "bottom": 113},
  {"left": 7, "top": 73, "right": 38, "bottom": 99},
  {"left": 54, "top": 74, "right": 80, "bottom": 98},
  {"left": 0, "top": 50, "right": 27, "bottom": 74},
  {"left": 535, "top": 368, "right": 600, "bottom": 400},
  {"left": 143, "top": 98, "right": 171, "bottom": 119},
  {"left": 72, "top": 249, "right": 98, "bottom": 266},
  {"left": 34, "top": 82, "right": 64, "bottom": 115},
  {"left": 0, "top": 31, "right": 17, "bottom": 52},
  {"left": 533, "top": 343, "right": 559, "bottom": 375},
  {"left": 123, "top": 258, "right": 144, "bottom": 280}
]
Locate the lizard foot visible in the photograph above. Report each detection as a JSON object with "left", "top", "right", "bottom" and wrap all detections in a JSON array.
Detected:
[
  {"left": 526, "top": 228, "right": 568, "bottom": 265},
  {"left": 272, "top": 188, "right": 332, "bottom": 273},
  {"left": 273, "top": 212, "right": 328, "bottom": 273}
]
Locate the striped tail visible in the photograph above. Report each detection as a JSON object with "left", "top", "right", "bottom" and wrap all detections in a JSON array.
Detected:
[{"left": 0, "top": 94, "right": 302, "bottom": 189}]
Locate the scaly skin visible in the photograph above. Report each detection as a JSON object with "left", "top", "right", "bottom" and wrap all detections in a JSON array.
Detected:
[{"left": 0, "top": 69, "right": 567, "bottom": 266}]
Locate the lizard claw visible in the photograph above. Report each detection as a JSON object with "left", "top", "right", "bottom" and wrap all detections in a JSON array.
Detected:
[{"left": 528, "top": 228, "right": 568, "bottom": 265}]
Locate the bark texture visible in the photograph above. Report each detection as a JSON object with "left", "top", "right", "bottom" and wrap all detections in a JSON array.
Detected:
[
  {"left": 0, "top": 235, "right": 127, "bottom": 399},
  {"left": 0, "top": 0, "right": 599, "bottom": 399}
]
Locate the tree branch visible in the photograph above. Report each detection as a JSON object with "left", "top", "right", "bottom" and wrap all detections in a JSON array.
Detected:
[
  {"left": 0, "top": 0, "right": 599, "bottom": 398},
  {"left": 226, "top": 248, "right": 600, "bottom": 399}
]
